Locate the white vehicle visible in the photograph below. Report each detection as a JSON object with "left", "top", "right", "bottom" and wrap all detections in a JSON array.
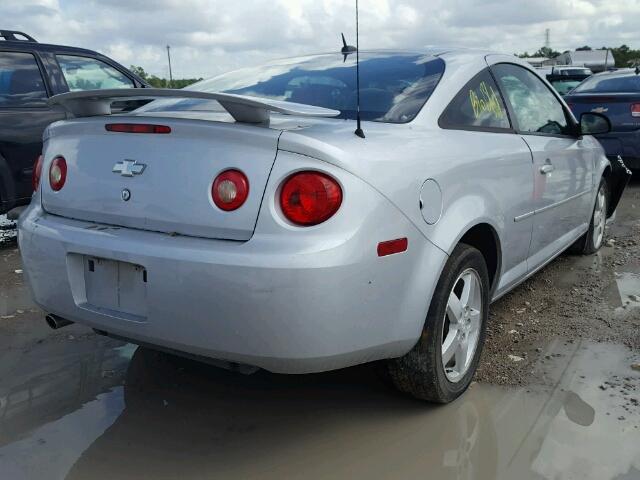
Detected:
[{"left": 551, "top": 66, "right": 593, "bottom": 76}]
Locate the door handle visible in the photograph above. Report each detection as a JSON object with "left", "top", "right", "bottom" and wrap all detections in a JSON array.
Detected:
[{"left": 540, "top": 163, "right": 555, "bottom": 174}]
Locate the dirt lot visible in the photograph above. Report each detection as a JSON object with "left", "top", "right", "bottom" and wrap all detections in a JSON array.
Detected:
[
  {"left": 477, "top": 178, "right": 640, "bottom": 386},
  {"left": 0, "top": 180, "right": 638, "bottom": 479}
]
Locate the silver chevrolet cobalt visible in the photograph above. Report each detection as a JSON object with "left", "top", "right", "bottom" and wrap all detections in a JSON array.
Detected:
[{"left": 18, "top": 49, "right": 627, "bottom": 402}]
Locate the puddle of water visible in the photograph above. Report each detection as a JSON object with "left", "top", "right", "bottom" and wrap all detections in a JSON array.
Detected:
[
  {"left": 0, "top": 337, "right": 638, "bottom": 480},
  {"left": 0, "top": 389, "right": 124, "bottom": 480},
  {"left": 601, "top": 271, "right": 640, "bottom": 313},
  {"left": 528, "top": 341, "right": 640, "bottom": 480},
  {"left": 0, "top": 334, "right": 132, "bottom": 445},
  {"left": 563, "top": 390, "right": 595, "bottom": 426},
  {"left": 614, "top": 272, "right": 640, "bottom": 309}
]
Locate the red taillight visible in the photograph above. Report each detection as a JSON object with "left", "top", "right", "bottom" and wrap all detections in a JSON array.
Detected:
[
  {"left": 280, "top": 171, "right": 342, "bottom": 226},
  {"left": 105, "top": 123, "right": 171, "bottom": 134},
  {"left": 377, "top": 238, "right": 408, "bottom": 257},
  {"left": 49, "top": 156, "right": 67, "bottom": 191},
  {"left": 32, "top": 154, "right": 43, "bottom": 191},
  {"left": 211, "top": 169, "right": 249, "bottom": 211},
  {"left": 631, "top": 103, "right": 640, "bottom": 118}
]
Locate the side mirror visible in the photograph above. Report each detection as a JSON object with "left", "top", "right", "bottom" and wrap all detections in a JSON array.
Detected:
[{"left": 580, "top": 112, "right": 611, "bottom": 135}]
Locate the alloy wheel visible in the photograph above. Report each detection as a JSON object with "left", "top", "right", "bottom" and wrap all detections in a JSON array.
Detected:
[
  {"left": 442, "top": 268, "right": 483, "bottom": 383},
  {"left": 592, "top": 186, "right": 607, "bottom": 250}
]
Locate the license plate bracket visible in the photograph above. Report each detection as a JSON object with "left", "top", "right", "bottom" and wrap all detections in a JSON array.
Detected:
[{"left": 83, "top": 256, "right": 147, "bottom": 318}]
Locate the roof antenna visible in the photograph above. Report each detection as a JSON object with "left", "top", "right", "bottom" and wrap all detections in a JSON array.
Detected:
[
  {"left": 353, "top": 0, "right": 365, "bottom": 138},
  {"left": 341, "top": 33, "right": 356, "bottom": 62}
]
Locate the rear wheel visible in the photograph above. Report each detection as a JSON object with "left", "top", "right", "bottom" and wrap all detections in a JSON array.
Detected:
[
  {"left": 571, "top": 179, "right": 608, "bottom": 255},
  {"left": 385, "top": 244, "right": 490, "bottom": 403}
]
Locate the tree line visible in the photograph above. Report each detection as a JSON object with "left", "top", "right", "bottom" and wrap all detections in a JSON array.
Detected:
[
  {"left": 516, "top": 45, "right": 640, "bottom": 68},
  {"left": 129, "top": 65, "right": 202, "bottom": 88}
]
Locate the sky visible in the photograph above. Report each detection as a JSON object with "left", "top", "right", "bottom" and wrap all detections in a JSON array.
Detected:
[{"left": 2, "top": 0, "right": 639, "bottom": 80}]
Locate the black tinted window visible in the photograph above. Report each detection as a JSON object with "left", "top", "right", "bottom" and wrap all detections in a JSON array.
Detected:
[
  {"left": 573, "top": 73, "right": 640, "bottom": 93},
  {"left": 57, "top": 55, "right": 134, "bottom": 91},
  {"left": 440, "top": 69, "right": 510, "bottom": 130},
  {"left": 141, "top": 53, "right": 446, "bottom": 123},
  {"left": 493, "top": 64, "right": 570, "bottom": 135},
  {"left": 0, "top": 51, "right": 47, "bottom": 107}
]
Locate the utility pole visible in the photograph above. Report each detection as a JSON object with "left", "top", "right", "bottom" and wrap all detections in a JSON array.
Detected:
[
  {"left": 544, "top": 28, "right": 550, "bottom": 50},
  {"left": 166, "top": 45, "right": 173, "bottom": 88}
]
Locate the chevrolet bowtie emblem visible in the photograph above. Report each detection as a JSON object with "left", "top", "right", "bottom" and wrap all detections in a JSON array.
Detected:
[
  {"left": 591, "top": 107, "right": 608, "bottom": 114},
  {"left": 113, "top": 159, "right": 146, "bottom": 177}
]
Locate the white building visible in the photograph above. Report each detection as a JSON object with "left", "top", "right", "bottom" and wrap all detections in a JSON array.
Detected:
[
  {"left": 521, "top": 57, "right": 557, "bottom": 68},
  {"left": 555, "top": 50, "right": 615, "bottom": 73}
]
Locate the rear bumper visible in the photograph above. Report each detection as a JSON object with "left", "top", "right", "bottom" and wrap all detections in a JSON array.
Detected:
[{"left": 18, "top": 204, "right": 446, "bottom": 373}]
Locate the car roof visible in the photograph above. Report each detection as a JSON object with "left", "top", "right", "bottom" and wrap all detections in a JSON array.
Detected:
[
  {"left": 0, "top": 33, "right": 147, "bottom": 85},
  {"left": 274, "top": 47, "right": 503, "bottom": 60},
  {"left": 0, "top": 38, "right": 105, "bottom": 57},
  {"left": 590, "top": 68, "right": 640, "bottom": 79}
]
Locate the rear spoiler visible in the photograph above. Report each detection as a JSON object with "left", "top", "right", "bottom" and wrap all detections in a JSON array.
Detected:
[{"left": 48, "top": 88, "right": 340, "bottom": 124}]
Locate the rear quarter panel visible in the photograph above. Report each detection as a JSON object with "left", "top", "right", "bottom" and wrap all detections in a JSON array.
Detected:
[
  {"left": 279, "top": 122, "right": 535, "bottom": 299},
  {"left": 279, "top": 52, "right": 536, "bottom": 294}
]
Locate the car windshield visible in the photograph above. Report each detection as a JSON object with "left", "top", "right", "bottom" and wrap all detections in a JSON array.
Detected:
[
  {"left": 550, "top": 79, "right": 582, "bottom": 95},
  {"left": 556, "top": 68, "right": 591, "bottom": 76},
  {"left": 573, "top": 72, "right": 640, "bottom": 93},
  {"left": 139, "top": 53, "right": 446, "bottom": 123}
]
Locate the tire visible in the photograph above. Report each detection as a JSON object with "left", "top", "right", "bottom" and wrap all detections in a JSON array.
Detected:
[
  {"left": 385, "top": 243, "right": 490, "bottom": 403},
  {"left": 570, "top": 179, "right": 609, "bottom": 255}
]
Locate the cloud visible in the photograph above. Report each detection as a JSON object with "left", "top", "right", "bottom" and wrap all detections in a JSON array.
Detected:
[{"left": 2, "top": 0, "right": 639, "bottom": 79}]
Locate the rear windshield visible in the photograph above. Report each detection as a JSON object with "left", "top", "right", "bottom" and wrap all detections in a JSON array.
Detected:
[
  {"left": 573, "top": 73, "right": 640, "bottom": 93},
  {"left": 140, "top": 53, "right": 446, "bottom": 123}
]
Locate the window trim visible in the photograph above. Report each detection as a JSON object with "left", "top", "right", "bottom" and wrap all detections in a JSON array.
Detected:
[
  {"left": 490, "top": 62, "right": 580, "bottom": 139},
  {"left": 438, "top": 67, "right": 515, "bottom": 134},
  {"left": 54, "top": 52, "right": 136, "bottom": 92},
  {"left": 0, "top": 49, "right": 51, "bottom": 109}
]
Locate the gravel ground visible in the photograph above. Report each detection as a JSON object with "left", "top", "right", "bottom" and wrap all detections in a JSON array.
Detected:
[{"left": 477, "top": 180, "right": 640, "bottom": 386}]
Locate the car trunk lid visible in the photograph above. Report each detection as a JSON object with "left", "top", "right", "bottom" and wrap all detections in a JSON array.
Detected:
[
  {"left": 565, "top": 92, "right": 640, "bottom": 132},
  {"left": 41, "top": 117, "right": 281, "bottom": 241}
]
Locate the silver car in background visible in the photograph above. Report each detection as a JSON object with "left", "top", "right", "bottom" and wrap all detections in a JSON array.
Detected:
[{"left": 18, "top": 49, "right": 626, "bottom": 403}]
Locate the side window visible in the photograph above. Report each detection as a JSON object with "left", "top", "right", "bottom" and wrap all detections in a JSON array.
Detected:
[
  {"left": 56, "top": 55, "right": 133, "bottom": 91},
  {"left": 439, "top": 69, "right": 511, "bottom": 130},
  {"left": 492, "top": 63, "right": 571, "bottom": 136},
  {"left": 0, "top": 51, "right": 48, "bottom": 107}
]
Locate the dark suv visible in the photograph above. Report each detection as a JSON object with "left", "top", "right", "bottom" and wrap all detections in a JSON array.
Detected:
[{"left": 0, "top": 30, "right": 148, "bottom": 214}]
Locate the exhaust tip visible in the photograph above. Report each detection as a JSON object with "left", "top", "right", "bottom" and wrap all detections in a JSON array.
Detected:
[{"left": 45, "top": 314, "right": 73, "bottom": 330}]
